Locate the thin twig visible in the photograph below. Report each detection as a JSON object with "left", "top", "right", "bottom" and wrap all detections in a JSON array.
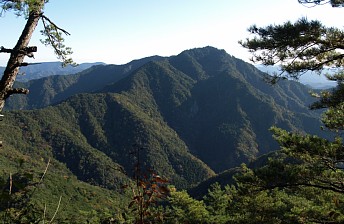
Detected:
[
  {"left": 21, "top": 158, "right": 51, "bottom": 206},
  {"left": 39, "top": 158, "right": 50, "bottom": 183},
  {"left": 49, "top": 195, "right": 62, "bottom": 223},
  {"left": 9, "top": 172, "right": 12, "bottom": 195},
  {"left": 43, "top": 203, "right": 47, "bottom": 224}
]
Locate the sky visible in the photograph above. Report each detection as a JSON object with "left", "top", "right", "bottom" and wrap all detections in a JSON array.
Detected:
[{"left": 0, "top": 0, "right": 342, "bottom": 66}]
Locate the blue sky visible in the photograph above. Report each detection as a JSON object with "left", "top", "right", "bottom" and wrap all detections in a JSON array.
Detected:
[{"left": 0, "top": 0, "right": 342, "bottom": 66}]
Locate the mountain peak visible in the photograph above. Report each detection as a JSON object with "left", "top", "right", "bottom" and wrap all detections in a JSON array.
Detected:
[{"left": 179, "top": 46, "right": 228, "bottom": 59}]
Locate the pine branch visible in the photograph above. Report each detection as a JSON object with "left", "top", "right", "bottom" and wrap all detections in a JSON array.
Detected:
[
  {"left": 40, "top": 14, "right": 70, "bottom": 36},
  {"left": 40, "top": 14, "right": 75, "bottom": 66}
]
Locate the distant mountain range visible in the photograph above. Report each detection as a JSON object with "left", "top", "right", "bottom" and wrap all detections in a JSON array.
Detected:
[
  {"left": 0, "top": 47, "right": 327, "bottom": 216},
  {"left": 255, "top": 65, "right": 337, "bottom": 89},
  {"left": 0, "top": 61, "right": 104, "bottom": 82},
  {"left": 1, "top": 58, "right": 334, "bottom": 89}
]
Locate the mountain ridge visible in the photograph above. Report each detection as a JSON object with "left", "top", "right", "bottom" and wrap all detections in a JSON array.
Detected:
[
  {"left": 5, "top": 56, "right": 165, "bottom": 110},
  {"left": 1, "top": 46, "right": 324, "bottom": 190},
  {"left": 0, "top": 61, "right": 104, "bottom": 82}
]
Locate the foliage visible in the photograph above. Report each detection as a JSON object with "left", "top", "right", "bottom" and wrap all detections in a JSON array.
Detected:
[
  {"left": 124, "top": 148, "right": 170, "bottom": 224},
  {"left": 164, "top": 190, "right": 209, "bottom": 223},
  {"left": 235, "top": 127, "right": 344, "bottom": 194},
  {"left": 239, "top": 17, "right": 343, "bottom": 82},
  {"left": 0, "top": 153, "right": 129, "bottom": 223},
  {"left": 203, "top": 183, "right": 233, "bottom": 223},
  {"left": 231, "top": 163, "right": 344, "bottom": 223},
  {"left": 311, "top": 80, "right": 344, "bottom": 131},
  {"left": 0, "top": 0, "right": 48, "bottom": 17},
  {"left": 0, "top": 171, "right": 43, "bottom": 223},
  {"left": 237, "top": 1, "right": 344, "bottom": 222},
  {"left": 40, "top": 15, "right": 75, "bottom": 67},
  {"left": 298, "top": 0, "right": 344, "bottom": 7},
  {"left": 239, "top": 4, "right": 344, "bottom": 136}
]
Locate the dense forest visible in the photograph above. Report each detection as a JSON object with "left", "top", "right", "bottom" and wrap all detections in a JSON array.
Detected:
[{"left": 0, "top": 0, "right": 343, "bottom": 223}]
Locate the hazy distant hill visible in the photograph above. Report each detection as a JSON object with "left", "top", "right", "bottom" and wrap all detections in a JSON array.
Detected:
[
  {"left": 255, "top": 64, "right": 337, "bottom": 89},
  {"left": 0, "top": 61, "right": 105, "bottom": 82},
  {"left": 2, "top": 47, "right": 324, "bottom": 188}
]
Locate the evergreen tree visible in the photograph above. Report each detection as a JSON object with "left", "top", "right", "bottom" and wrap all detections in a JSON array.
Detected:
[
  {"left": 237, "top": 1, "right": 344, "bottom": 222},
  {"left": 203, "top": 183, "right": 233, "bottom": 224},
  {"left": 164, "top": 190, "right": 209, "bottom": 223},
  {"left": 239, "top": 0, "right": 343, "bottom": 193},
  {"left": 0, "top": 0, "right": 74, "bottom": 112}
]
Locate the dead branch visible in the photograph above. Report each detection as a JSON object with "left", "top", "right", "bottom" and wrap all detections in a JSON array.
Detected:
[{"left": 5, "top": 88, "right": 29, "bottom": 98}]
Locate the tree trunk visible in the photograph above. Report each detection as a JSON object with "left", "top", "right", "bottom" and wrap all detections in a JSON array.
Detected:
[{"left": 0, "top": 3, "right": 44, "bottom": 112}]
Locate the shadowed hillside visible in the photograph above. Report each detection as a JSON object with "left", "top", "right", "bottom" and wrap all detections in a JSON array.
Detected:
[{"left": 1, "top": 46, "right": 323, "bottom": 191}]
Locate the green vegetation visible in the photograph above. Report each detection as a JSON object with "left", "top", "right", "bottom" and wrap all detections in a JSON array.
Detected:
[
  {"left": 0, "top": 43, "right": 333, "bottom": 220},
  {"left": 0, "top": 145, "right": 129, "bottom": 223},
  {"left": 0, "top": 46, "right": 333, "bottom": 223},
  {"left": 220, "top": 1, "right": 344, "bottom": 223}
]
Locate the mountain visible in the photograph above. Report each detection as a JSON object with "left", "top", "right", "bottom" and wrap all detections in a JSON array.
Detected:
[
  {"left": 0, "top": 62, "right": 105, "bottom": 82},
  {"left": 0, "top": 109, "right": 133, "bottom": 221},
  {"left": 5, "top": 56, "right": 164, "bottom": 110},
  {"left": 255, "top": 64, "right": 337, "bottom": 89},
  {"left": 103, "top": 47, "right": 322, "bottom": 173},
  {"left": 0, "top": 47, "right": 326, "bottom": 220},
  {"left": 1, "top": 46, "right": 327, "bottom": 219}
]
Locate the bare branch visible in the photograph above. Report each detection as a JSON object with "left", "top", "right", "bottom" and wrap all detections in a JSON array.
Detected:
[
  {"left": 49, "top": 195, "right": 62, "bottom": 223},
  {"left": 5, "top": 88, "right": 29, "bottom": 98},
  {"left": 0, "top": 46, "right": 12, "bottom": 53},
  {"left": 39, "top": 158, "right": 50, "bottom": 183},
  {"left": 9, "top": 172, "right": 12, "bottom": 195}
]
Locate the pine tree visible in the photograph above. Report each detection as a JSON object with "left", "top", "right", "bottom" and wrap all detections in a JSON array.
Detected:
[
  {"left": 239, "top": 0, "right": 343, "bottom": 193},
  {"left": 236, "top": 1, "right": 344, "bottom": 222},
  {"left": 0, "top": 0, "right": 74, "bottom": 112}
]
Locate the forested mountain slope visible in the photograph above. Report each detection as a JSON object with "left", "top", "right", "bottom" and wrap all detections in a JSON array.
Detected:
[
  {"left": 1, "top": 47, "right": 324, "bottom": 193},
  {"left": 5, "top": 56, "right": 163, "bottom": 110},
  {"left": 101, "top": 47, "right": 321, "bottom": 172}
]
